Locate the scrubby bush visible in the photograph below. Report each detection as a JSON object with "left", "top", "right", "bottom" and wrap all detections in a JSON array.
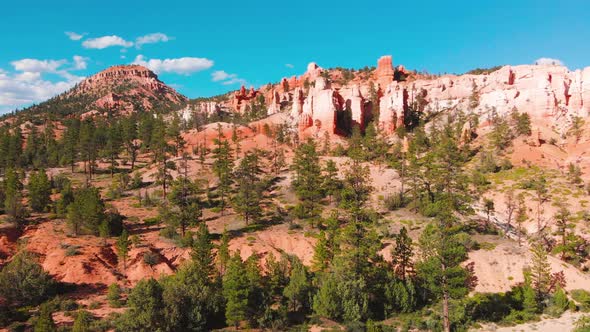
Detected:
[{"left": 0, "top": 251, "right": 55, "bottom": 306}]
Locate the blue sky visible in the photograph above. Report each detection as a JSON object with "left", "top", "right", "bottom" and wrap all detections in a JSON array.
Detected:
[{"left": 1, "top": 0, "right": 589, "bottom": 113}]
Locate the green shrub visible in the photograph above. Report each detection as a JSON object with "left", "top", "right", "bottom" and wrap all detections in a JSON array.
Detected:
[
  {"left": 572, "top": 289, "right": 590, "bottom": 311},
  {"left": 143, "top": 252, "right": 160, "bottom": 266},
  {"left": 384, "top": 193, "right": 406, "bottom": 211},
  {"left": 107, "top": 283, "right": 122, "bottom": 308}
]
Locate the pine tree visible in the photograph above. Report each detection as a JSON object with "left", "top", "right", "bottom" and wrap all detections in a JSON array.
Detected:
[
  {"left": 291, "top": 139, "right": 324, "bottom": 225},
  {"left": 483, "top": 198, "right": 495, "bottom": 228},
  {"left": 168, "top": 113, "right": 186, "bottom": 157},
  {"left": 117, "top": 229, "right": 130, "bottom": 271},
  {"left": 217, "top": 228, "right": 230, "bottom": 276},
  {"left": 212, "top": 125, "right": 234, "bottom": 214},
  {"left": 61, "top": 119, "right": 80, "bottom": 172},
  {"left": 167, "top": 168, "right": 202, "bottom": 237},
  {"left": 222, "top": 252, "right": 250, "bottom": 327},
  {"left": 107, "top": 283, "right": 123, "bottom": 307},
  {"left": 121, "top": 116, "right": 141, "bottom": 170},
  {"left": 391, "top": 226, "right": 413, "bottom": 280},
  {"left": 417, "top": 215, "right": 471, "bottom": 332},
  {"left": 191, "top": 223, "right": 214, "bottom": 280},
  {"left": 530, "top": 242, "right": 551, "bottom": 299},
  {"left": 339, "top": 159, "right": 373, "bottom": 222},
  {"left": 232, "top": 151, "right": 263, "bottom": 224},
  {"left": 4, "top": 168, "right": 26, "bottom": 221},
  {"left": 152, "top": 118, "right": 174, "bottom": 198},
  {"left": 28, "top": 169, "right": 52, "bottom": 213},
  {"left": 569, "top": 116, "right": 585, "bottom": 144},
  {"left": 71, "top": 310, "right": 92, "bottom": 332},
  {"left": 103, "top": 122, "right": 122, "bottom": 178},
  {"left": 515, "top": 193, "right": 528, "bottom": 246},
  {"left": 313, "top": 272, "right": 341, "bottom": 320},
  {"left": 66, "top": 186, "right": 106, "bottom": 236},
  {"left": 34, "top": 303, "right": 56, "bottom": 332},
  {"left": 118, "top": 278, "right": 165, "bottom": 331},
  {"left": 283, "top": 257, "right": 311, "bottom": 313},
  {"left": 322, "top": 160, "right": 341, "bottom": 204}
]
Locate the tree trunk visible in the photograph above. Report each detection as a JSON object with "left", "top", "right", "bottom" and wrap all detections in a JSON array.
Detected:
[{"left": 441, "top": 262, "right": 451, "bottom": 332}]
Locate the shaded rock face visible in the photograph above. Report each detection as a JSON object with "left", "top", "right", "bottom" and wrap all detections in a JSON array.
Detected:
[{"left": 67, "top": 65, "right": 186, "bottom": 115}]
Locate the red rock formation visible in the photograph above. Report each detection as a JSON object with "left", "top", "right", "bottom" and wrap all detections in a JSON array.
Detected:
[
  {"left": 375, "top": 56, "right": 394, "bottom": 87},
  {"left": 66, "top": 65, "right": 186, "bottom": 115}
]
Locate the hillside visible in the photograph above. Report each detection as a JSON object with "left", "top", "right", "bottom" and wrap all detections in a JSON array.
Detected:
[
  {"left": 2, "top": 56, "right": 590, "bottom": 331},
  {"left": 13, "top": 65, "right": 187, "bottom": 119}
]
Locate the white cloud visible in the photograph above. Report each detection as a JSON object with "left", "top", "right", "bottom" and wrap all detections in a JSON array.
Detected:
[
  {"left": 222, "top": 77, "right": 247, "bottom": 86},
  {"left": 135, "top": 33, "right": 171, "bottom": 48},
  {"left": 11, "top": 58, "right": 67, "bottom": 73},
  {"left": 0, "top": 56, "right": 89, "bottom": 113},
  {"left": 82, "top": 35, "right": 133, "bottom": 49},
  {"left": 534, "top": 57, "right": 564, "bottom": 66},
  {"left": 285, "top": 63, "right": 294, "bottom": 68},
  {"left": 65, "top": 31, "right": 85, "bottom": 41},
  {"left": 73, "top": 55, "right": 88, "bottom": 70},
  {"left": 132, "top": 55, "right": 213, "bottom": 74},
  {"left": 14, "top": 72, "right": 42, "bottom": 82},
  {"left": 211, "top": 70, "right": 246, "bottom": 85},
  {"left": 0, "top": 71, "right": 83, "bottom": 113},
  {"left": 211, "top": 70, "right": 233, "bottom": 82}
]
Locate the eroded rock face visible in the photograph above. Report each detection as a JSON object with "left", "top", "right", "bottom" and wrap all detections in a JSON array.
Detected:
[
  {"left": 72, "top": 65, "right": 186, "bottom": 114},
  {"left": 377, "top": 63, "right": 590, "bottom": 136},
  {"left": 375, "top": 55, "right": 395, "bottom": 87}
]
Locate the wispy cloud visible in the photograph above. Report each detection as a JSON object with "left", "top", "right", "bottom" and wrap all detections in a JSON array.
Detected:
[
  {"left": 65, "top": 31, "right": 85, "bottom": 41},
  {"left": 11, "top": 59, "right": 67, "bottom": 73},
  {"left": 72, "top": 55, "right": 88, "bottom": 70},
  {"left": 1, "top": 56, "right": 87, "bottom": 113},
  {"left": 82, "top": 35, "right": 133, "bottom": 49},
  {"left": 135, "top": 33, "right": 171, "bottom": 48},
  {"left": 211, "top": 70, "right": 246, "bottom": 85},
  {"left": 285, "top": 63, "right": 294, "bottom": 68},
  {"left": 132, "top": 55, "right": 213, "bottom": 74},
  {"left": 534, "top": 57, "right": 564, "bottom": 66}
]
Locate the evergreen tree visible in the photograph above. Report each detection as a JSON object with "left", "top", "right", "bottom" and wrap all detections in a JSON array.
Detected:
[
  {"left": 192, "top": 223, "right": 215, "bottom": 280},
  {"left": 283, "top": 257, "right": 311, "bottom": 313},
  {"left": 232, "top": 151, "right": 263, "bottom": 224},
  {"left": 339, "top": 159, "right": 373, "bottom": 222},
  {"left": 167, "top": 171, "right": 203, "bottom": 237},
  {"left": 102, "top": 122, "right": 122, "bottom": 178},
  {"left": 4, "top": 168, "right": 26, "bottom": 221},
  {"left": 313, "top": 272, "right": 341, "bottom": 320},
  {"left": 151, "top": 118, "right": 174, "bottom": 197},
  {"left": 569, "top": 116, "right": 585, "bottom": 144},
  {"left": 417, "top": 215, "right": 471, "bottom": 332},
  {"left": 66, "top": 186, "right": 106, "bottom": 236},
  {"left": 322, "top": 159, "right": 342, "bottom": 204},
  {"left": 391, "top": 227, "right": 413, "bottom": 280},
  {"left": 107, "top": 283, "right": 123, "bottom": 308},
  {"left": 117, "top": 278, "right": 165, "bottom": 331},
  {"left": 61, "top": 119, "right": 80, "bottom": 172},
  {"left": 0, "top": 251, "right": 54, "bottom": 306},
  {"left": 116, "top": 229, "right": 130, "bottom": 270},
  {"left": 530, "top": 242, "right": 552, "bottom": 299},
  {"left": 28, "top": 169, "right": 52, "bottom": 213},
  {"left": 212, "top": 125, "right": 234, "bottom": 214},
  {"left": 222, "top": 252, "right": 250, "bottom": 327},
  {"left": 291, "top": 139, "right": 324, "bottom": 225},
  {"left": 121, "top": 116, "right": 141, "bottom": 170},
  {"left": 34, "top": 303, "right": 56, "bottom": 332},
  {"left": 217, "top": 228, "right": 230, "bottom": 276},
  {"left": 71, "top": 310, "right": 92, "bottom": 332}
]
